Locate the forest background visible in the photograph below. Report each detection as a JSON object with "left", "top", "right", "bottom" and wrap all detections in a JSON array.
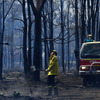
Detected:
[{"left": 0, "top": 0, "right": 100, "bottom": 81}]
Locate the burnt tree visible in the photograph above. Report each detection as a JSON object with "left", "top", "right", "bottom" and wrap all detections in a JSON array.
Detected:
[{"left": 29, "top": 0, "right": 46, "bottom": 81}]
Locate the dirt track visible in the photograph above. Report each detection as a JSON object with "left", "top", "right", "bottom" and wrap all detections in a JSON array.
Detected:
[{"left": 0, "top": 72, "right": 100, "bottom": 100}]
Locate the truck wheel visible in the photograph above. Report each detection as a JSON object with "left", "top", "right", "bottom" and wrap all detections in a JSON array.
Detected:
[{"left": 83, "top": 77, "right": 87, "bottom": 86}]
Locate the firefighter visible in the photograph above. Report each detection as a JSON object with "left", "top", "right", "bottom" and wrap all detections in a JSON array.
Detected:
[
  {"left": 88, "top": 34, "right": 93, "bottom": 39},
  {"left": 85, "top": 34, "right": 95, "bottom": 42},
  {"left": 46, "top": 50, "right": 59, "bottom": 96}
]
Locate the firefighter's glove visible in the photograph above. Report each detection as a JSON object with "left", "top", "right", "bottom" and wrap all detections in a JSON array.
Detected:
[{"left": 45, "top": 69, "right": 49, "bottom": 72}]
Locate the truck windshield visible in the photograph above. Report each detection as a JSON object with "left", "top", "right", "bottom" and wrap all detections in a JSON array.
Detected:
[{"left": 81, "top": 43, "right": 100, "bottom": 58}]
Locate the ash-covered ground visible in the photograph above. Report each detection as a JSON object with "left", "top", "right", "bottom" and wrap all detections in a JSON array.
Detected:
[{"left": 0, "top": 71, "right": 100, "bottom": 100}]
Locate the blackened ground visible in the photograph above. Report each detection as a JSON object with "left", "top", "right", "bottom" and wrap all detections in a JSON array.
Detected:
[{"left": 0, "top": 71, "right": 100, "bottom": 100}]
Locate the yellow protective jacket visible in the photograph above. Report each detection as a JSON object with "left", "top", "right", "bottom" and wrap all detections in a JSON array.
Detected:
[{"left": 48, "top": 55, "right": 59, "bottom": 76}]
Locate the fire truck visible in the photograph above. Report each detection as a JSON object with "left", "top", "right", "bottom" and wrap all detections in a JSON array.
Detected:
[{"left": 79, "top": 41, "right": 100, "bottom": 86}]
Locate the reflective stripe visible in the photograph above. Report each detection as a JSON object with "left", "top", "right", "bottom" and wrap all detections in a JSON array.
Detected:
[
  {"left": 83, "top": 59, "right": 100, "bottom": 60},
  {"left": 54, "top": 86, "right": 57, "bottom": 88},
  {"left": 48, "top": 86, "right": 52, "bottom": 88}
]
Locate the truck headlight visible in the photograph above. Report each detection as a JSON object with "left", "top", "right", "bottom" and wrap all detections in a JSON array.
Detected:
[
  {"left": 80, "top": 66, "right": 90, "bottom": 70},
  {"left": 81, "top": 66, "right": 87, "bottom": 70}
]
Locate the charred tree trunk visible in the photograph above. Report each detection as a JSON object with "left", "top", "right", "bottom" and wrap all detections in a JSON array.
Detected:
[
  {"left": 67, "top": 1, "right": 70, "bottom": 72},
  {"left": 92, "top": 0, "right": 99, "bottom": 39},
  {"left": 87, "top": 0, "right": 91, "bottom": 35},
  {"left": 11, "top": 5, "right": 14, "bottom": 70},
  {"left": 60, "top": 0, "right": 65, "bottom": 72},
  {"left": 0, "top": 1, "right": 2, "bottom": 80},
  {"left": 75, "top": 0, "right": 79, "bottom": 74},
  {"left": 27, "top": 0, "right": 32, "bottom": 71},
  {"left": 81, "top": 0, "right": 86, "bottom": 44},
  {"left": 91, "top": 0, "right": 95, "bottom": 38},
  {"left": 22, "top": 0, "right": 28, "bottom": 77},
  {"left": 43, "top": 15, "right": 48, "bottom": 69},
  {"left": 50, "top": 0, "right": 54, "bottom": 52},
  {"left": 33, "top": 12, "right": 41, "bottom": 81},
  {"left": 96, "top": 0, "right": 99, "bottom": 40},
  {"left": 0, "top": 0, "right": 4, "bottom": 80},
  {"left": 29, "top": 0, "right": 46, "bottom": 81}
]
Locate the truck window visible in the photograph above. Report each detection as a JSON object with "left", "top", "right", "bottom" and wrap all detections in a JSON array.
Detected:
[{"left": 81, "top": 43, "right": 100, "bottom": 58}]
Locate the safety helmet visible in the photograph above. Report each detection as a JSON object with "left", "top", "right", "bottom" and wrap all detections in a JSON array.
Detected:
[
  {"left": 87, "top": 34, "right": 93, "bottom": 37},
  {"left": 52, "top": 50, "right": 57, "bottom": 56}
]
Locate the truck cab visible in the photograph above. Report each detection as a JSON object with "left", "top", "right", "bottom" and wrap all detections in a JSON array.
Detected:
[{"left": 79, "top": 41, "right": 100, "bottom": 86}]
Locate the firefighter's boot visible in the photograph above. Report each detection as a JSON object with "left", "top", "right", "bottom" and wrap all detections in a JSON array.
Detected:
[
  {"left": 54, "top": 87, "right": 58, "bottom": 96},
  {"left": 47, "top": 87, "right": 52, "bottom": 96}
]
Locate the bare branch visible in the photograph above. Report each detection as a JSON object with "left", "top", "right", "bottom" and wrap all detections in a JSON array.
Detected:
[
  {"left": 14, "top": 28, "right": 23, "bottom": 32},
  {"left": 29, "top": 0, "right": 37, "bottom": 15},
  {"left": 13, "top": 18, "right": 24, "bottom": 23},
  {"left": 4, "top": 0, "right": 16, "bottom": 20},
  {"left": 39, "top": 0, "right": 47, "bottom": 12},
  {"left": 17, "top": 0, "right": 23, "bottom": 5}
]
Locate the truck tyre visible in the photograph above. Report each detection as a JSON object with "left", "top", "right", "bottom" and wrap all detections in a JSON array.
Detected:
[{"left": 83, "top": 77, "right": 87, "bottom": 86}]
